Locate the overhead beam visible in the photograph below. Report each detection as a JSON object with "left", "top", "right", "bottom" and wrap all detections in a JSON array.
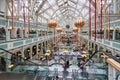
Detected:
[
  {"left": 35, "top": 0, "right": 47, "bottom": 14},
  {"left": 6, "top": 15, "right": 31, "bottom": 19},
  {"left": 90, "top": 0, "right": 95, "bottom": 8},
  {"left": 31, "top": 0, "right": 36, "bottom": 15},
  {"left": 98, "top": 14, "right": 120, "bottom": 17},
  {"left": 73, "top": 0, "right": 78, "bottom": 17},
  {"left": 37, "top": 6, "right": 52, "bottom": 15},
  {"left": 81, "top": 0, "right": 88, "bottom": 11},
  {"left": 38, "top": 14, "right": 48, "bottom": 21},
  {"left": 51, "top": 5, "right": 82, "bottom": 18}
]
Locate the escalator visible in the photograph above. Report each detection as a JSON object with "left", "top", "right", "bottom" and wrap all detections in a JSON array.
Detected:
[
  {"left": 0, "top": 48, "right": 118, "bottom": 80},
  {"left": 0, "top": 72, "right": 35, "bottom": 80}
]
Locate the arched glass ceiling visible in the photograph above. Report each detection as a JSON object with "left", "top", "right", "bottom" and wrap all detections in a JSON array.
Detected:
[
  {"left": 7, "top": 0, "right": 114, "bottom": 28},
  {"left": 34, "top": 0, "right": 95, "bottom": 27}
]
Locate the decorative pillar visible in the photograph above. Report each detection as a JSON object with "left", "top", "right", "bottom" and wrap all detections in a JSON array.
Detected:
[
  {"left": 25, "top": 28, "right": 28, "bottom": 38},
  {"left": 46, "top": 41, "right": 48, "bottom": 50},
  {"left": 112, "top": 49, "right": 115, "bottom": 56},
  {"left": 36, "top": 30, "right": 39, "bottom": 37},
  {"left": 108, "top": 64, "right": 116, "bottom": 80},
  {"left": 5, "top": 28, "right": 10, "bottom": 41},
  {"left": 21, "top": 29, "right": 24, "bottom": 39},
  {"left": 41, "top": 31, "right": 43, "bottom": 36},
  {"left": 113, "top": 28, "right": 116, "bottom": 40},
  {"left": 6, "top": 52, "right": 12, "bottom": 72},
  {"left": 21, "top": 47, "right": 24, "bottom": 61},
  {"left": 97, "top": 44, "right": 100, "bottom": 51},
  {"left": 41, "top": 42, "right": 43, "bottom": 54},
  {"left": 113, "top": 68, "right": 116, "bottom": 80},
  {"left": 14, "top": 28, "right": 17, "bottom": 38},
  {"left": 93, "top": 43, "right": 96, "bottom": 52},
  {"left": 97, "top": 44, "right": 100, "bottom": 58},
  {"left": 45, "top": 31, "right": 48, "bottom": 50},
  {"left": 30, "top": 46, "right": 32, "bottom": 59},
  {"left": 36, "top": 43, "right": 39, "bottom": 59},
  {"left": 113, "top": 0, "right": 117, "bottom": 13}
]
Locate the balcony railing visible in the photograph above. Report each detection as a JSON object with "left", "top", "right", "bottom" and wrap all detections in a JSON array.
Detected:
[{"left": 80, "top": 34, "right": 120, "bottom": 51}]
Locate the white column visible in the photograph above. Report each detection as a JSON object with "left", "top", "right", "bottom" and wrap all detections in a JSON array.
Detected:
[
  {"left": 36, "top": 30, "right": 39, "bottom": 37},
  {"left": 46, "top": 41, "right": 48, "bottom": 50},
  {"left": 21, "top": 29, "right": 24, "bottom": 39},
  {"left": 108, "top": 64, "right": 113, "bottom": 80},
  {"left": 113, "top": 29, "right": 116, "bottom": 40},
  {"left": 6, "top": 52, "right": 12, "bottom": 72},
  {"left": 108, "top": 64, "right": 116, "bottom": 80},
  {"left": 44, "top": 42, "right": 46, "bottom": 52},
  {"left": 14, "top": 28, "right": 17, "bottom": 38},
  {"left": 41, "top": 42, "right": 43, "bottom": 54},
  {"left": 113, "top": 68, "right": 116, "bottom": 80},
  {"left": 93, "top": 43, "right": 95, "bottom": 52},
  {"left": 36, "top": 43, "right": 38, "bottom": 59},
  {"left": 112, "top": 49, "right": 115, "bottom": 56},
  {"left": 113, "top": 0, "right": 117, "bottom": 13},
  {"left": 0, "top": 0, "right": 6, "bottom": 12},
  {"left": 30, "top": 46, "right": 32, "bottom": 59},
  {"left": 97, "top": 44, "right": 100, "bottom": 51},
  {"left": 21, "top": 47, "right": 24, "bottom": 62},
  {"left": 5, "top": 28, "right": 10, "bottom": 41},
  {"left": 25, "top": 28, "right": 28, "bottom": 38}
]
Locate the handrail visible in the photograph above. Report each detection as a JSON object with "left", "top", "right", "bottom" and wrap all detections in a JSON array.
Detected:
[
  {"left": 102, "top": 51, "right": 120, "bottom": 63},
  {"left": 107, "top": 58, "right": 120, "bottom": 72},
  {"left": 83, "top": 50, "right": 98, "bottom": 67},
  {"left": 0, "top": 48, "right": 40, "bottom": 66},
  {"left": 83, "top": 50, "right": 120, "bottom": 67},
  {"left": 33, "top": 72, "right": 39, "bottom": 80}
]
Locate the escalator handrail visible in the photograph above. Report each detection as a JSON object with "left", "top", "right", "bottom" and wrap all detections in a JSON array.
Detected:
[
  {"left": 83, "top": 50, "right": 98, "bottom": 67},
  {"left": 101, "top": 50, "right": 120, "bottom": 63},
  {"left": 0, "top": 48, "right": 40, "bottom": 66},
  {"left": 83, "top": 50, "right": 120, "bottom": 67}
]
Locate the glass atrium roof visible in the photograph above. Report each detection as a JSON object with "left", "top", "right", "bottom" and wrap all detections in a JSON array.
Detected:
[
  {"left": 34, "top": 0, "right": 95, "bottom": 27},
  {"left": 7, "top": 0, "right": 113, "bottom": 28}
]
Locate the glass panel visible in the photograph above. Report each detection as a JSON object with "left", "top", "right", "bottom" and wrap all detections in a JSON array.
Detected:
[
  {"left": 46, "top": 9, "right": 54, "bottom": 16},
  {"left": 42, "top": 2, "right": 50, "bottom": 10},
  {"left": 44, "top": 13, "right": 50, "bottom": 19},
  {"left": 49, "top": 0, "right": 56, "bottom": 5},
  {"left": 52, "top": 5, "right": 59, "bottom": 10},
  {"left": 68, "top": 1, "right": 76, "bottom": 7}
]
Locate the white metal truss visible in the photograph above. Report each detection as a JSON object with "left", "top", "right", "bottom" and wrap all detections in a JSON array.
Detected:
[{"left": 5, "top": 0, "right": 115, "bottom": 28}]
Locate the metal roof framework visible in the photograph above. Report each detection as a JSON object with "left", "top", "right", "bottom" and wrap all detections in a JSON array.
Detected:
[{"left": 7, "top": 0, "right": 113, "bottom": 28}]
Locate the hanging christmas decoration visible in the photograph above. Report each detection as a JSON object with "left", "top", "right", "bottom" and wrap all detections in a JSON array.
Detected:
[
  {"left": 48, "top": 19, "right": 57, "bottom": 51},
  {"left": 74, "top": 19, "right": 85, "bottom": 28},
  {"left": 73, "top": 27, "right": 78, "bottom": 33},
  {"left": 73, "top": 27, "right": 78, "bottom": 48},
  {"left": 56, "top": 28, "right": 62, "bottom": 33},
  {"left": 48, "top": 20, "right": 57, "bottom": 28}
]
